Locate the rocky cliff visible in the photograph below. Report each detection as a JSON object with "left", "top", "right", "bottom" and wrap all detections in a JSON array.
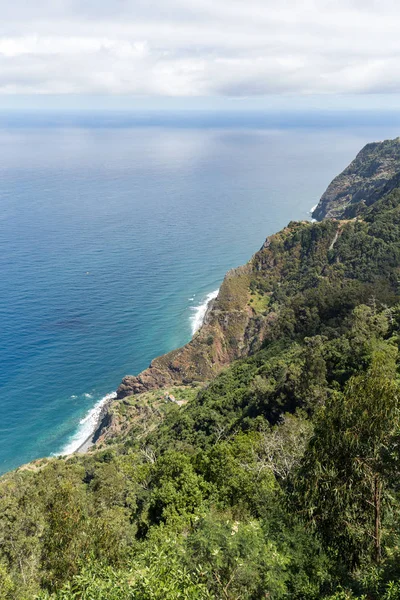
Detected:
[
  {"left": 116, "top": 219, "right": 342, "bottom": 399},
  {"left": 117, "top": 259, "right": 267, "bottom": 398},
  {"left": 110, "top": 135, "right": 400, "bottom": 425},
  {"left": 312, "top": 137, "right": 400, "bottom": 220}
]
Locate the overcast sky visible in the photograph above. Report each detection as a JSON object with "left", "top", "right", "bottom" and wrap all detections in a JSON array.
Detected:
[{"left": 1, "top": 0, "right": 400, "bottom": 108}]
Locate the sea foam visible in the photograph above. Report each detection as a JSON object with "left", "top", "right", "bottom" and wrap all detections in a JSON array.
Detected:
[
  {"left": 58, "top": 391, "right": 117, "bottom": 455},
  {"left": 190, "top": 289, "right": 219, "bottom": 335},
  {"left": 309, "top": 204, "right": 318, "bottom": 222},
  {"left": 59, "top": 291, "right": 219, "bottom": 456}
]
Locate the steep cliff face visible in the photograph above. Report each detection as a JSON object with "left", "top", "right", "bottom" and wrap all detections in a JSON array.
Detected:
[
  {"left": 117, "top": 136, "right": 400, "bottom": 402},
  {"left": 117, "top": 263, "right": 256, "bottom": 397},
  {"left": 312, "top": 137, "right": 400, "bottom": 221},
  {"left": 116, "top": 220, "right": 343, "bottom": 398}
]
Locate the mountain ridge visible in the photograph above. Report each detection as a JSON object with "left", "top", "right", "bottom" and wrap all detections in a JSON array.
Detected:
[{"left": 312, "top": 136, "right": 400, "bottom": 220}]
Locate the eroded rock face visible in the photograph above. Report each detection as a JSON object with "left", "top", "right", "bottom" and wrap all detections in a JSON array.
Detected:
[
  {"left": 116, "top": 263, "right": 255, "bottom": 398},
  {"left": 116, "top": 220, "right": 342, "bottom": 400},
  {"left": 312, "top": 137, "right": 400, "bottom": 221},
  {"left": 115, "top": 236, "right": 292, "bottom": 400}
]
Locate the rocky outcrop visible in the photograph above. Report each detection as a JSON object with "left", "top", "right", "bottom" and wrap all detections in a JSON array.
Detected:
[
  {"left": 116, "top": 235, "right": 292, "bottom": 399},
  {"left": 312, "top": 137, "right": 400, "bottom": 221},
  {"left": 116, "top": 221, "right": 341, "bottom": 400},
  {"left": 117, "top": 263, "right": 255, "bottom": 398}
]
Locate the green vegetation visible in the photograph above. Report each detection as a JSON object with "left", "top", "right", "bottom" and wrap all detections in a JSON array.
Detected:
[
  {"left": 248, "top": 289, "right": 270, "bottom": 314},
  {"left": 96, "top": 385, "right": 202, "bottom": 448},
  {"left": 313, "top": 136, "right": 400, "bottom": 220},
  {"left": 4, "top": 178, "right": 400, "bottom": 598}
]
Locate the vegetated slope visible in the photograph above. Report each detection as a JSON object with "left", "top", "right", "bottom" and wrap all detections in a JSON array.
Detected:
[
  {"left": 118, "top": 137, "right": 400, "bottom": 399},
  {"left": 100, "top": 187, "right": 400, "bottom": 448},
  {"left": 3, "top": 155, "right": 400, "bottom": 599},
  {"left": 117, "top": 213, "right": 394, "bottom": 399},
  {"left": 312, "top": 136, "right": 400, "bottom": 220}
]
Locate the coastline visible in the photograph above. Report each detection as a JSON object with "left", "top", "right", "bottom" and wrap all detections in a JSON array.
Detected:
[
  {"left": 71, "top": 289, "right": 220, "bottom": 455},
  {"left": 190, "top": 289, "right": 219, "bottom": 335},
  {"left": 68, "top": 203, "right": 315, "bottom": 457},
  {"left": 74, "top": 395, "right": 114, "bottom": 453},
  {"left": 309, "top": 203, "right": 318, "bottom": 222},
  {"left": 56, "top": 391, "right": 117, "bottom": 456}
]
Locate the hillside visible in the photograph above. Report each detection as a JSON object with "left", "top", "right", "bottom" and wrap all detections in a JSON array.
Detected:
[
  {"left": 117, "top": 138, "right": 400, "bottom": 402},
  {"left": 96, "top": 185, "right": 400, "bottom": 450},
  {"left": 312, "top": 136, "right": 400, "bottom": 220},
  {"left": 2, "top": 141, "right": 400, "bottom": 599}
]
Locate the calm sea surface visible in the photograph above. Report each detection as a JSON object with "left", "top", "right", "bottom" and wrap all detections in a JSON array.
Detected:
[{"left": 1, "top": 110, "right": 399, "bottom": 473}]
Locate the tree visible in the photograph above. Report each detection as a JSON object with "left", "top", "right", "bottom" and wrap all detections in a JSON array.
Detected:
[
  {"left": 257, "top": 412, "right": 313, "bottom": 482},
  {"left": 186, "top": 513, "right": 289, "bottom": 600},
  {"left": 296, "top": 344, "right": 400, "bottom": 566}
]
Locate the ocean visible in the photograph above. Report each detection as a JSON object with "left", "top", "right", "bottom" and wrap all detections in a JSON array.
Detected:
[{"left": 1, "top": 110, "right": 399, "bottom": 474}]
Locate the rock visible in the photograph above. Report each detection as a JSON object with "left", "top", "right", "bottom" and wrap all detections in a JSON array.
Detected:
[{"left": 312, "top": 137, "right": 400, "bottom": 221}]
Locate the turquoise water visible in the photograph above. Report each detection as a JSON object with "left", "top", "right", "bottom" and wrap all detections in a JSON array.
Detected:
[{"left": 1, "top": 111, "right": 399, "bottom": 473}]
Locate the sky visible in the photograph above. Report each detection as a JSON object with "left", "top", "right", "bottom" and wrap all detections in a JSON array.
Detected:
[{"left": 1, "top": 0, "right": 400, "bottom": 110}]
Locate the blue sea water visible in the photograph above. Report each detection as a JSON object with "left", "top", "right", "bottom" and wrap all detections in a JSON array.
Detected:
[{"left": 1, "top": 110, "right": 400, "bottom": 474}]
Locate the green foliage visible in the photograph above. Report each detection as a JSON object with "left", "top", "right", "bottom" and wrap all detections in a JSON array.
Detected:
[
  {"left": 0, "top": 562, "right": 15, "bottom": 600},
  {"left": 4, "top": 180, "right": 400, "bottom": 597},
  {"left": 296, "top": 344, "right": 400, "bottom": 567},
  {"left": 143, "top": 451, "right": 208, "bottom": 529},
  {"left": 186, "top": 513, "right": 289, "bottom": 599}
]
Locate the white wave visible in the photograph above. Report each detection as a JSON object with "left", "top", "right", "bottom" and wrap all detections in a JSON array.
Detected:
[
  {"left": 309, "top": 204, "right": 318, "bottom": 222},
  {"left": 57, "top": 391, "right": 117, "bottom": 455},
  {"left": 190, "top": 289, "right": 219, "bottom": 335},
  {"left": 84, "top": 393, "right": 93, "bottom": 399}
]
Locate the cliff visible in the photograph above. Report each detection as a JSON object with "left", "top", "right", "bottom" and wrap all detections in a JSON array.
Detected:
[
  {"left": 312, "top": 137, "right": 400, "bottom": 220},
  {"left": 119, "top": 135, "right": 400, "bottom": 403},
  {"left": 115, "top": 213, "right": 384, "bottom": 402},
  {"left": 117, "top": 263, "right": 254, "bottom": 397},
  {"left": 117, "top": 133, "right": 400, "bottom": 401},
  {"left": 116, "top": 220, "right": 338, "bottom": 400},
  {"left": 105, "top": 135, "right": 400, "bottom": 438}
]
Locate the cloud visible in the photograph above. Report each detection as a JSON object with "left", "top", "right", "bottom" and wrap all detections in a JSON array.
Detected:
[{"left": 0, "top": 0, "right": 400, "bottom": 96}]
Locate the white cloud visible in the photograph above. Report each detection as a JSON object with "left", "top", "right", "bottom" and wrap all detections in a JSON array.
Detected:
[{"left": 0, "top": 0, "right": 400, "bottom": 96}]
